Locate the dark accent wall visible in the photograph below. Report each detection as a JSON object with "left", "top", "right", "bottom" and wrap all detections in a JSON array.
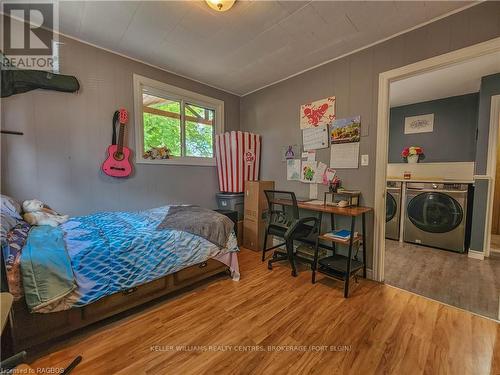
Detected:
[
  {"left": 388, "top": 93, "right": 479, "bottom": 163},
  {"left": 1, "top": 32, "right": 240, "bottom": 216},
  {"left": 240, "top": 2, "right": 500, "bottom": 266}
]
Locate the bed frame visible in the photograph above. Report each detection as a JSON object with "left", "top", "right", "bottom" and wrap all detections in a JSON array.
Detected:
[{"left": 7, "top": 259, "right": 230, "bottom": 352}]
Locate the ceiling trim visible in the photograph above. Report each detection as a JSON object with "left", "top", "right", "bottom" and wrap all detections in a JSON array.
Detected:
[{"left": 241, "top": 2, "right": 481, "bottom": 97}]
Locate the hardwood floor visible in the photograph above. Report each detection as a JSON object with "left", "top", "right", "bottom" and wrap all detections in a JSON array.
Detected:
[
  {"left": 30, "top": 248, "right": 499, "bottom": 375},
  {"left": 385, "top": 240, "right": 500, "bottom": 320}
]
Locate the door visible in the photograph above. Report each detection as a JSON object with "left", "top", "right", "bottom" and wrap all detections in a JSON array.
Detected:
[
  {"left": 386, "top": 192, "right": 397, "bottom": 223},
  {"left": 407, "top": 192, "right": 463, "bottom": 233}
]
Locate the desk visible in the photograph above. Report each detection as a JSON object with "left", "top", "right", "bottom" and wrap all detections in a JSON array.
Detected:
[{"left": 275, "top": 200, "right": 372, "bottom": 297}]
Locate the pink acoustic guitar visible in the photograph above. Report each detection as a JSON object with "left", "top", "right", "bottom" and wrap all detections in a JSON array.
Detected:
[{"left": 102, "top": 109, "right": 132, "bottom": 178}]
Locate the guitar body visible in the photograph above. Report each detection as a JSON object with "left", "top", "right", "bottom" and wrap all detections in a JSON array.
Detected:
[
  {"left": 102, "top": 144, "right": 132, "bottom": 177},
  {"left": 102, "top": 108, "right": 132, "bottom": 178}
]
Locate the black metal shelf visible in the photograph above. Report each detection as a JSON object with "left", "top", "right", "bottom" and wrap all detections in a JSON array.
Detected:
[{"left": 317, "top": 254, "right": 364, "bottom": 280}]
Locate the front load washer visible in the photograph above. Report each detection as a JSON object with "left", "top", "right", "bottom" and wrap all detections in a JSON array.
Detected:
[
  {"left": 404, "top": 182, "right": 468, "bottom": 252},
  {"left": 386, "top": 181, "right": 402, "bottom": 240}
]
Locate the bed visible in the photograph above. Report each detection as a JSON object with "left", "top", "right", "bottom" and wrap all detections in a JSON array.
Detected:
[{"left": 1, "top": 196, "right": 239, "bottom": 351}]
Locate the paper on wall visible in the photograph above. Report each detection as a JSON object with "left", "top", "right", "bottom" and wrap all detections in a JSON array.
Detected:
[
  {"left": 330, "top": 142, "right": 359, "bottom": 169},
  {"left": 302, "top": 125, "right": 329, "bottom": 151},
  {"left": 324, "top": 168, "right": 336, "bottom": 184},
  {"left": 301, "top": 161, "right": 317, "bottom": 183},
  {"left": 315, "top": 162, "right": 327, "bottom": 183},
  {"left": 286, "top": 159, "right": 301, "bottom": 181},
  {"left": 309, "top": 183, "right": 318, "bottom": 199}
]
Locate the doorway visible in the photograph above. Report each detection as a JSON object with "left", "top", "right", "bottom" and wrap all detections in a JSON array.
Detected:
[{"left": 373, "top": 37, "right": 500, "bottom": 320}]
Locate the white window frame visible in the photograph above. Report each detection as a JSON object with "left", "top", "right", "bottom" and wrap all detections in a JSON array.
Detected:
[{"left": 133, "top": 74, "right": 224, "bottom": 166}]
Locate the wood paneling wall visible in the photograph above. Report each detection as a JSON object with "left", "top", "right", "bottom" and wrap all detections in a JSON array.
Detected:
[
  {"left": 1, "top": 33, "right": 240, "bottom": 216},
  {"left": 240, "top": 2, "right": 500, "bottom": 266}
]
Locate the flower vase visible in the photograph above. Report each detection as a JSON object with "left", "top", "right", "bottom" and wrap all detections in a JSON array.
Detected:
[{"left": 407, "top": 155, "right": 419, "bottom": 164}]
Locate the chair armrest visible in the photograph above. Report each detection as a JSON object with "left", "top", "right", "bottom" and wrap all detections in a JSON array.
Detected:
[{"left": 284, "top": 217, "right": 318, "bottom": 240}]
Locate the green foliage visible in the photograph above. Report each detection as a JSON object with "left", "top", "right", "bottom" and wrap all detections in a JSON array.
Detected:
[{"left": 143, "top": 100, "right": 214, "bottom": 158}]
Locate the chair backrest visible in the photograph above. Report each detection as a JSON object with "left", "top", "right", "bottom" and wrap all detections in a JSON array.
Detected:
[{"left": 263, "top": 190, "right": 300, "bottom": 228}]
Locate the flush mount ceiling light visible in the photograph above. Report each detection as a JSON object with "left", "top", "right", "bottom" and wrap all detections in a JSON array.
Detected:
[{"left": 205, "top": 0, "right": 235, "bottom": 12}]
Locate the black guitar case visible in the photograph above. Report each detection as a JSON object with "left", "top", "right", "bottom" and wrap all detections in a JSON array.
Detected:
[{"left": 1, "top": 53, "right": 80, "bottom": 98}]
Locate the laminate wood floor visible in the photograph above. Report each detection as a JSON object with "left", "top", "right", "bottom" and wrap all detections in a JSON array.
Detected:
[
  {"left": 385, "top": 240, "right": 500, "bottom": 320},
  {"left": 30, "top": 248, "right": 500, "bottom": 375}
]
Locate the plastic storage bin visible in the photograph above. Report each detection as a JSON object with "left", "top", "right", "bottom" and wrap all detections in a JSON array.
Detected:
[{"left": 216, "top": 192, "right": 244, "bottom": 220}]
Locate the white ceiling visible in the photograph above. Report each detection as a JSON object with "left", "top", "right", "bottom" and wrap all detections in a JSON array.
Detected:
[
  {"left": 57, "top": 1, "right": 475, "bottom": 96},
  {"left": 390, "top": 51, "right": 500, "bottom": 107}
]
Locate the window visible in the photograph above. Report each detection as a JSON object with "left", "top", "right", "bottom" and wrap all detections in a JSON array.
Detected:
[{"left": 133, "top": 74, "right": 224, "bottom": 166}]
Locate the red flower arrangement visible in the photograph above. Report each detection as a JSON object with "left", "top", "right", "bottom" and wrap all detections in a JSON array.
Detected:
[{"left": 401, "top": 146, "right": 424, "bottom": 159}]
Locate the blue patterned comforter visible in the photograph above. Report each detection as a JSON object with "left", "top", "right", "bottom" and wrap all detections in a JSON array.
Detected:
[{"left": 27, "top": 206, "right": 238, "bottom": 312}]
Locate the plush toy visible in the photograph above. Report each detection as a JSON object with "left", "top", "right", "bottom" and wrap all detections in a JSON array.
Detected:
[{"left": 22, "top": 199, "right": 69, "bottom": 227}]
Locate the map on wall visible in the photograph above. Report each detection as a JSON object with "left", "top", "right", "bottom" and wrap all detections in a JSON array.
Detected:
[{"left": 300, "top": 96, "right": 336, "bottom": 129}]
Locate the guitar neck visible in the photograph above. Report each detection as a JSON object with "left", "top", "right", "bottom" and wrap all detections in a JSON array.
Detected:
[{"left": 117, "top": 123, "right": 125, "bottom": 154}]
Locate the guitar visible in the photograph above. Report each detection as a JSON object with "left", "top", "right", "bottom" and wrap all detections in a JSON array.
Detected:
[{"left": 101, "top": 108, "right": 133, "bottom": 178}]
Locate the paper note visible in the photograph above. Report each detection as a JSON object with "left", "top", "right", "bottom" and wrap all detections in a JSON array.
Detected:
[
  {"left": 302, "top": 125, "right": 329, "bottom": 151},
  {"left": 324, "top": 168, "right": 336, "bottom": 184},
  {"left": 282, "top": 144, "right": 300, "bottom": 161},
  {"left": 330, "top": 142, "right": 360, "bottom": 169},
  {"left": 300, "top": 97, "right": 336, "bottom": 129},
  {"left": 315, "top": 162, "right": 327, "bottom": 183},
  {"left": 306, "top": 151, "right": 316, "bottom": 161},
  {"left": 301, "top": 161, "right": 318, "bottom": 183},
  {"left": 309, "top": 183, "right": 318, "bottom": 199},
  {"left": 287, "top": 159, "right": 301, "bottom": 181}
]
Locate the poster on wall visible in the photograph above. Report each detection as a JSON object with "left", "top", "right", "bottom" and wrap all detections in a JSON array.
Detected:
[
  {"left": 300, "top": 96, "right": 336, "bottom": 129},
  {"left": 281, "top": 144, "right": 300, "bottom": 161},
  {"left": 302, "top": 125, "right": 329, "bottom": 150},
  {"left": 404, "top": 113, "right": 434, "bottom": 134},
  {"left": 301, "top": 161, "right": 318, "bottom": 183},
  {"left": 330, "top": 116, "right": 361, "bottom": 144},
  {"left": 286, "top": 159, "right": 301, "bottom": 181}
]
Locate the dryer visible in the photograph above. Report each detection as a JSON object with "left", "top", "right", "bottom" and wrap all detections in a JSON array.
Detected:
[
  {"left": 404, "top": 182, "right": 468, "bottom": 252},
  {"left": 386, "top": 181, "right": 402, "bottom": 240}
]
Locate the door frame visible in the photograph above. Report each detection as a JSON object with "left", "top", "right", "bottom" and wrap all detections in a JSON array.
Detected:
[
  {"left": 373, "top": 37, "right": 500, "bottom": 282},
  {"left": 482, "top": 95, "right": 500, "bottom": 257}
]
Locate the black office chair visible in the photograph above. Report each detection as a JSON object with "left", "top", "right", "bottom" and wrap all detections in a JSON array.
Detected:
[{"left": 262, "top": 190, "right": 319, "bottom": 277}]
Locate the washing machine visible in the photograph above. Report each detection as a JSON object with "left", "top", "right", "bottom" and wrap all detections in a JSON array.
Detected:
[
  {"left": 386, "top": 181, "right": 402, "bottom": 240},
  {"left": 404, "top": 182, "right": 468, "bottom": 252}
]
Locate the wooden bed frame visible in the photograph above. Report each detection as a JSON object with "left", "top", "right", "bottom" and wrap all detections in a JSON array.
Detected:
[{"left": 7, "top": 259, "right": 230, "bottom": 352}]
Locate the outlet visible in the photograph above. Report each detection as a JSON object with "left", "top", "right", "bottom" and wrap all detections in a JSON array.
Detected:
[{"left": 361, "top": 154, "right": 369, "bottom": 166}]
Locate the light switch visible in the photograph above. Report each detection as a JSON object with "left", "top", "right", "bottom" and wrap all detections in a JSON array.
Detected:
[{"left": 361, "top": 154, "right": 369, "bottom": 166}]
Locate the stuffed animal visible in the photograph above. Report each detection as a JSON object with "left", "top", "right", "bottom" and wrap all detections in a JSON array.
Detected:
[{"left": 22, "top": 199, "right": 69, "bottom": 227}]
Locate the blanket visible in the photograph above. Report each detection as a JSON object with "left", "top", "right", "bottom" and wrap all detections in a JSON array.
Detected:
[
  {"left": 20, "top": 226, "right": 76, "bottom": 311},
  {"left": 156, "top": 205, "right": 234, "bottom": 248}
]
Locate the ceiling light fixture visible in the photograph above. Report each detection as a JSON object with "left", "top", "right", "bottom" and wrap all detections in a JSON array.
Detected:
[{"left": 205, "top": 0, "right": 235, "bottom": 12}]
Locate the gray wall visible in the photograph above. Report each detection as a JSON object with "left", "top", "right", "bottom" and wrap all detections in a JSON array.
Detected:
[
  {"left": 240, "top": 2, "right": 500, "bottom": 266},
  {"left": 1, "top": 34, "right": 240, "bottom": 216},
  {"left": 388, "top": 93, "right": 479, "bottom": 163}
]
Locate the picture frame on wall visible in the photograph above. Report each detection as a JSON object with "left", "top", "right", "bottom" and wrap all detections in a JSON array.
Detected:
[{"left": 404, "top": 113, "right": 434, "bottom": 134}]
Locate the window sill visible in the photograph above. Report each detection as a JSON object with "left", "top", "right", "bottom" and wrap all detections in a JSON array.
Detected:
[{"left": 136, "top": 157, "right": 216, "bottom": 167}]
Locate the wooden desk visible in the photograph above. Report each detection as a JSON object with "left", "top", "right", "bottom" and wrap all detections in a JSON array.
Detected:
[{"left": 274, "top": 199, "right": 373, "bottom": 297}]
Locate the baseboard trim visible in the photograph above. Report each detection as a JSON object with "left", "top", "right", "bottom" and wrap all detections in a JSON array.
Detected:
[
  {"left": 468, "top": 250, "right": 485, "bottom": 260},
  {"left": 490, "top": 248, "right": 500, "bottom": 254}
]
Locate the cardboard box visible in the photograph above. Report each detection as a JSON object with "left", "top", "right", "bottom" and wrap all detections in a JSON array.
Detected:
[
  {"left": 237, "top": 220, "right": 243, "bottom": 246},
  {"left": 243, "top": 181, "right": 274, "bottom": 251},
  {"left": 244, "top": 180, "right": 275, "bottom": 223},
  {"left": 243, "top": 218, "right": 272, "bottom": 251}
]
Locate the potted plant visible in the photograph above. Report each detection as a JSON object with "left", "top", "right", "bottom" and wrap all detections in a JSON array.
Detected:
[{"left": 402, "top": 146, "right": 424, "bottom": 163}]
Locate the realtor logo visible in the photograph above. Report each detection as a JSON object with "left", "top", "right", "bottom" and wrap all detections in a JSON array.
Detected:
[{"left": 2, "top": 2, "right": 58, "bottom": 70}]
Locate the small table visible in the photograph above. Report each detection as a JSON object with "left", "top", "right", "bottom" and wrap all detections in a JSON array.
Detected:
[{"left": 275, "top": 200, "right": 372, "bottom": 298}]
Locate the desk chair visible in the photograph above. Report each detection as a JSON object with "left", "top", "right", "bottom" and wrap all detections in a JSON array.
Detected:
[{"left": 262, "top": 190, "right": 318, "bottom": 276}]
